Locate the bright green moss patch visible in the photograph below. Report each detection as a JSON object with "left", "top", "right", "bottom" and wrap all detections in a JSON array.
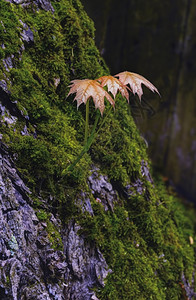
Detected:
[
  {"left": 36, "top": 210, "right": 63, "bottom": 250},
  {"left": 0, "top": 1, "right": 22, "bottom": 60},
  {"left": 0, "top": 0, "right": 195, "bottom": 299},
  {"left": 46, "top": 218, "right": 63, "bottom": 251},
  {"left": 36, "top": 209, "right": 48, "bottom": 221},
  {"left": 91, "top": 95, "right": 148, "bottom": 184}
]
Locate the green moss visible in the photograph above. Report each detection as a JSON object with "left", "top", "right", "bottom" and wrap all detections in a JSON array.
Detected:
[
  {"left": 91, "top": 95, "right": 148, "bottom": 184},
  {"left": 0, "top": 0, "right": 195, "bottom": 299},
  {"left": 0, "top": 1, "right": 22, "bottom": 60},
  {"left": 36, "top": 210, "right": 63, "bottom": 250},
  {"left": 36, "top": 209, "right": 48, "bottom": 221},
  {"left": 46, "top": 218, "right": 63, "bottom": 251},
  {"left": 1, "top": 0, "right": 108, "bottom": 192},
  {"left": 6, "top": 275, "right": 10, "bottom": 285}
]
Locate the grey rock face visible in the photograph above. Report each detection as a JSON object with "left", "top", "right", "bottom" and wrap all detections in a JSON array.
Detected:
[
  {"left": 0, "top": 85, "right": 29, "bottom": 121},
  {"left": 0, "top": 81, "right": 9, "bottom": 93},
  {"left": 88, "top": 167, "right": 118, "bottom": 211},
  {"left": 5, "top": 0, "right": 54, "bottom": 12},
  {"left": 182, "top": 272, "right": 196, "bottom": 299},
  {"left": 34, "top": 0, "right": 54, "bottom": 12},
  {"left": 62, "top": 221, "right": 111, "bottom": 299},
  {"left": 0, "top": 102, "right": 17, "bottom": 126},
  {"left": 0, "top": 143, "right": 110, "bottom": 299},
  {"left": 20, "top": 21, "right": 34, "bottom": 44},
  {"left": 141, "top": 160, "right": 153, "bottom": 184},
  {"left": 125, "top": 161, "right": 153, "bottom": 197},
  {"left": 77, "top": 192, "right": 94, "bottom": 216},
  {"left": 3, "top": 56, "right": 14, "bottom": 72}
]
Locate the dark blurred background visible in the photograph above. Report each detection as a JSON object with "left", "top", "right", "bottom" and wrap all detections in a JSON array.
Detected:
[{"left": 81, "top": 0, "right": 196, "bottom": 202}]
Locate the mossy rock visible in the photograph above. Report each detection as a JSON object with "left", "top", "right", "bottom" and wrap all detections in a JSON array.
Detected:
[{"left": 0, "top": 0, "right": 195, "bottom": 299}]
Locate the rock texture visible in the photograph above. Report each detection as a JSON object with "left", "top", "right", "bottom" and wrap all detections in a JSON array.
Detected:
[
  {"left": 88, "top": 167, "right": 118, "bottom": 212},
  {"left": 5, "top": 0, "right": 54, "bottom": 12},
  {"left": 0, "top": 142, "right": 111, "bottom": 299},
  {"left": 0, "top": 0, "right": 195, "bottom": 299}
]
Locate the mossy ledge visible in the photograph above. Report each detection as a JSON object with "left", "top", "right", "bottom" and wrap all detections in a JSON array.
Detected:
[{"left": 0, "top": 0, "right": 195, "bottom": 299}]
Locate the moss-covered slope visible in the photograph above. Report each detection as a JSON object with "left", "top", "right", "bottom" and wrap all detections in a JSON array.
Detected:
[
  {"left": 81, "top": 0, "right": 196, "bottom": 201},
  {"left": 0, "top": 0, "right": 195, "bottom": 299}
]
